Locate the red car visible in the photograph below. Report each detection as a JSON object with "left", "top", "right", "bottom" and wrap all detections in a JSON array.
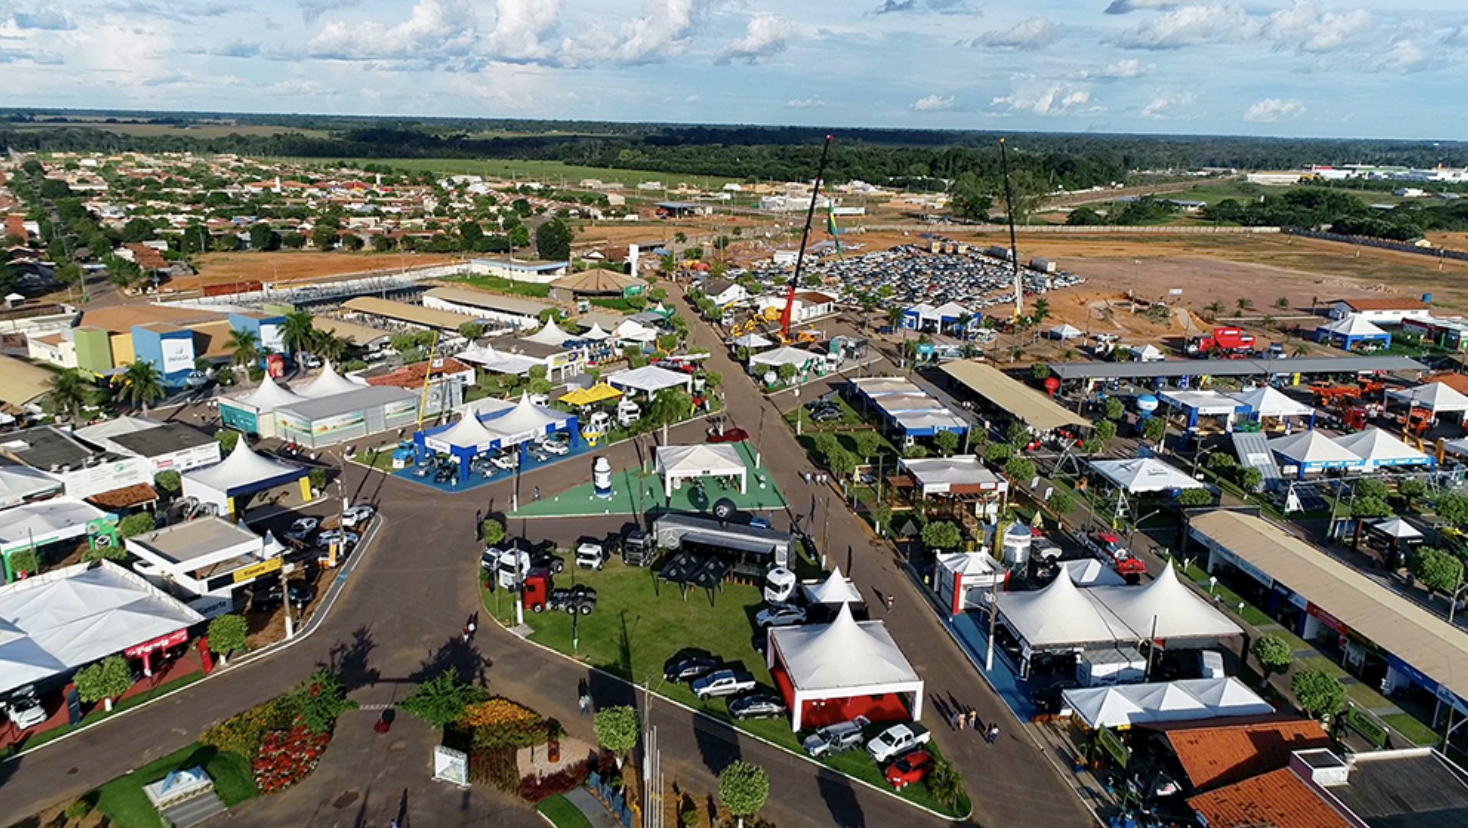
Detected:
[
  {"left": 884, "top": 749, "right": 933, "bottom": 790},
  {"left": 707, "top": 427, "right": 750, "bottom": 444}
]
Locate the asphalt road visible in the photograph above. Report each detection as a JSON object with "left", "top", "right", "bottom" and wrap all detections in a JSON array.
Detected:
[{"left": 0, "top": 291, "right": 1097, "bottom": 828}]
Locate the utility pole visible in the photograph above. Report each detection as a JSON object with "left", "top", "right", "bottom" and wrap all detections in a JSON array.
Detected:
[
  {"left": 985, "top": 576, "right": 999, "bottom": 671},
  {"left": 999, "top": 137, "right": 1023, "bottom": 321}
]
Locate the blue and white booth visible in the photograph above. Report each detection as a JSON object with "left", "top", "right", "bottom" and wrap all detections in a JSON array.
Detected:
[
  {"left": 415, "top": 395, "right": 579, "bottom": 480},
  {"left": 1159, "top": 390, "right": 1248, "bottom": 431},
  {"left": 1332, "top": 428, "right": 1433, "bottom": 470},
  {"left": 1229, "top": 386, "right": 1317, "bottom": 430},
  {"left": 1315, "top": 315, "right": 1392, "bottom": 351},
  {"left": 1267, "top": 430, "right": 1365, "bottom": 479}
]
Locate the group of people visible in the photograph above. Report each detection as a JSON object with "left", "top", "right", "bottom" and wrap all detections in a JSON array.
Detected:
[{"left": 953, "top": 707, "right": 1001, "bottom": 744}]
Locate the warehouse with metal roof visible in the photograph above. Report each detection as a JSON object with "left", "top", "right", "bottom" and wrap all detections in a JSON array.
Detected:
[{"left": 937, "top": 360, "right": 1089, "bottom": 432}]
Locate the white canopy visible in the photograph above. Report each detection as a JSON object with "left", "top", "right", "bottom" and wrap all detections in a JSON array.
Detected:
[
  {"left": 483, "top": 395, "right": 574, "bottom": 446},
  {"left": 183, "top": 439, "right": 305, "bottom": 497},
  {"left": 230, "top": 373, "right": 306, "bottom": 411},
  {"left": 1058, "top": 559, "right": 1126, "bottom": 587},
  {"left": 1160, "top": 390, "right": 1246, "bottom": 416},
  {"left": 900, "top": 455, "right": 1004, "bottom": 497},
  {"left": 749, "top": 346, "right": 819, "bottom": 369},
  {"left": 0, "top": 462, "right": 62, "bottom": 509},
  {"left": 768, "top": 603, "right": 924, "bottom": 730},
  {"left": 297, "top": 362, "right": 363, "bottom": 398},
  {"left": 803, "top": 566, "right": 864, "bottom": 606},
  {"left": 1268, "top": 430, "right": 1362, "bottom": 467},
  {"left": 654, "top": 443, "right": 746, "bottom": 498},
  {"left": 1088, "top": 563, "right": 1242, "bottom": 641},
  {"left": 1048, "top": 324, "right": 1083, "bottom": 340},
  {"left": 1390, "top": 382, "right": 1468, "bottom": 414},
  {"left": 1230, "top": 386, "right": 1315, "bottom": 419},
  {"left": 1332, "top": 427, "right": 1430, "bottom": 468},
  {"left": 523, "top": 319, "right": 573, "bottom": 347},
  {"left": 580, "top": 323, "right": 612, "bottom": 342},
  {"left": 1317, "top": 315, "right": 1389, "bottom": 338},
  {"left": 607, "top": 365, "right": 694, "bottom": 396},
  {"left": 1063, "top": 677, "right": 1273, "bottom": 729},
  {"left": 996, "top": 570, "right": 1135, "bottom": 649},
  {"left": 1130, "top": 344, "right": 1166, "bottom": 362},
  {"left": 456, "top": 342, "right": 543, "bottom": 376},
  {"left": 1091, "top": 457, "right": 1204, "bottom": 494},
  {"left": 732, "top": 333, "right": 775, "bottom": 349},
  {"left": 0, "top": 497, "right": 107, "bottom": 554},
  {"left": 1371, "top": 517, "right": 1423, "bottom": 540},
  {"left": 613, "top": 319, "right": 659, "bottom": 343},
  {"left": 0, "top": 560, "right": 204, "bottom": 697},
  {"left": 425, "top": 412, "right": 500, "bottom": 454}
]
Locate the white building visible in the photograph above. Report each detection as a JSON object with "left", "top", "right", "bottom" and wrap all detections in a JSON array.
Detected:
[
  {"left": 1329, "top": 297, "right": 1432, "bottom": 324},
  {"left": 126, "top": 516, "right": 285, "bottom": 601}
]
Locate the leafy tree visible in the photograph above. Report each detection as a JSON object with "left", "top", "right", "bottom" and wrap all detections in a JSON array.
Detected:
[
  {"left": 1437, "top": 492, "right": 1468, "bottom": 527},
  {"left": 1274, "top": 296, "right": 1290, "bottom": 309},
  {"left": 1350, "top": 496, "right": 1392, "bottom": 520},
  {"left": 926, "top": 758, "right": 964, "bottom": 811},
  {"left": 249, "top": 222, "right": 280, "bottom": 251},
  {"left": 371, "top": 234, "right": 395, "bottom": 252},
  {"left": 295, "top": 668, "right": 357, "bottom": 734},
  {"left": 1251, "top": 633, "right": 1293, "bottom": 680},
  {"left": 718, "top": 761, "right": 770, "bottom": 828},
  {"left": 1142, "top": 416, "right": 1167, "bottom": 444},
  {"left": 776, "top": 363, "right": 798, "bottom": 384},
  {"left": 118, "top": 512, "right": 156, "bottom": 538},
  {"left": 1177, "top": 487, "right": 1213, "bottom": 507},
  {"left": 852, "top": 430, "right": 882, "bottom": 463},
  {"left": 1238, "top": 467, "right": 1263, "bottom": 492},
  {"left": 827, "top": 448, "right": 857, "bottom": 481},
  {"left": 399, "top": 671, "right": 489, "bottom": 729},
  {"left": 44, "top": 369, "right": 93, "bottom": 422},
  {"left": 1354, "top": 478, "right": 1389, "bottom": 502},
  {"left": 481, "top": 518, "right": 506, "bottom": 547},
  {"left": 458, "top": 321, "right": 485, "bottom": 340},
  {"left": 308, "top": 467, "right": 328, "bottom": 492},
  {"left": 534, "top": 218, "right": 574, "bottom": 261},
  {"left": 1411, "top": 547, "right": 1463, "bottom": 595},
  {"left": 922, "top": 520, "right": 963, "bottom": 550},
  {"left": 340, "top": 233, "right": 364, "bottom": 251},
  {"left": 228, "top": 328, "right": 260, "bottom": 373},
  {"left": 947, "top": 171, "right": 993, "bottom": 221},
  {"left": 311, "top": 225, "right": 337, "bottom": 251},
  {"left": 1005, "top": 456, "right": 1036, "bottom": 484},
  {"left": 117, "top": 361, "right": 165, "bottom": 415},
  {"left": 935, "top": 429, "right": 959, "bottom": 456},
  {"left": 984, "top": 443, "right": 1012, "bottom": 463},
  {"left": 75, "top": 655, "right": 133, "bottom": 708},
  {"left": 8, "top": 548, "right": 39, "bottom": 578},
  {"left": 593, "top": 706, "right": 639, "bottom": 757},
  {"left": 1396, "top": 478, "right": 1428, "bottom": 511},
  {"left": 217, "top": 429, "right": 241, "bottom": 453},
  {"left": 1104, "top": 398, "right": 1125, "bottom": 421},
  {"left": 904, "top": 444, "right": 929, "bottom": 459},
  {"left": 1091, "top": 419, "right": 1117, "bottom": 450},
  {"left": 1291, "top": 668, "right": 1346, "bottom": 722},
  {"left": 207, "top": 614, "right": 249, "bottom": 659},
  {"left": 1031, "top": 363, "right": 1051, "bottom": 381},
  {"left": 282, "top": 231, "right": 306, "bottom": 249},
  {"left": 1007, "top": 422, "right": 1031, "bottom": 450}
]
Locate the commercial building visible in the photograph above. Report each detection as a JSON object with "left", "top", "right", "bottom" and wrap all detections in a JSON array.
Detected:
[
  {"left": 848, "top": 377, "right": 969, "bottom": 443},
  {"left": 219, "top": 365, "right": 419, "bottom": 448},
  {"left": 0, "top": 425, "right": 154, "bottom": 506},
  {"left": 548, "top": 269, "right": 643, "bottom": 302},
  {"left": 938, "top": 360, "right": 1089, "bottom": 434},
  {"left": 0, "top": 353, "right": 55, "bottom": 416},
  {"left": 339, "top": 296, "right": 481, "bottom": 333},
  {"left": 226, "top": 310, "right": 286, "bottom": 352},
  {"left": 126, "top": 516, "right": 285, "bottom": 602},
  {"left": 75, "top": 417, "right": 220, "bottom": 474},
  {"left": 751, "top": 291, "right": 837, "bottom": 324},
  {"left": 894, "top": 455, "right": 1008, "bottom": 520},
  {"left": 467, "top": 258, "right": 570, "bottom": 284},
  {"left": 421, "top": 286, "right": 551, "bottom": 329},
  {"left": 1329, "top": 297, "right": 1432, "bottom": 324},
  {"left": 181, "top": 440, "right": 310, "bottom": 520},
  {"left": 0, "top": 498, "right": 113, "bottom": 580}
]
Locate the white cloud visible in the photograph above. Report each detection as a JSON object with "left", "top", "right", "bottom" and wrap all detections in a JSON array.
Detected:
[
  {"left": 0, "top": 45, "right": 63, "bottom": 64},
  {"left": 11, "top": 8, "right": 74, "bottom": 30},
  {"left": 206, "top": 39, "right": 261, "bottom": 58},
  {"left": 1104, "top": 0, "right": 1180, "bottom": 15},
  {"left": 992, "top": 83, "right": 1093, "bottom": 115},
  {"left": 1375, "top": 39, "right": 1426, "bottom": 72},
  {"left": 1112, "top": 0, "right": 1370, "bottom": 53},
  {"left": 872, "top": 0, "right": 980, "bottom": 15},
  {"left": 910, "top": 94, "right": 954, "bottom": 111},
  {"left": 1141, "top": 90, "right": 1195, "bottom": 119},
  {"left": 269, "top": 78, "right": 323, "bottom": 95},
  {"left": 297, "top": 0, "right": 361, "bottom": 22},
  {"left": 973, "top": 17, "right": 1059, "bottom": 51},
  {"left": 718, "top": 14, "right": 788, "bottom": 65},
  {"left": 485, "top": 0, "right": 562, "bottom": 62},
  {"left": 1078, "top": 58, "right": 1148, "bottom": 79},
  {"left": 560, "top": 0, "right": 710, "bottom": 66},
  {"left": 1111, "top": 4, "right": 1252, "bottom": 50},
  {"left": 308, "top": 0, "right": 478, "bottom": 60},
  {"left": 1263, "top": 0, "right": 1369, "bottom": 52},
  {"left": 1244, "top": 97, "right": 1305, "bottom": 122},
  {"left": 785, "top": 97, "right": 824, "bottom": 108}
]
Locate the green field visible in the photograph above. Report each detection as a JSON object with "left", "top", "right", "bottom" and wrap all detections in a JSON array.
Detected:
[
  {"left": 94, "top": 743, "right": 257, "bottom": 828},
  {"left": 291, "top": 158, "right": 738, "bottom": 190}
]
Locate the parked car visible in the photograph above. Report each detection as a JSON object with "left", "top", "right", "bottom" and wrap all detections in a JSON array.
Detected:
[
  {"left": 728, "top": 693, "right": 788, "bottom": 721},
  {"left": 575, "top": 542, "right": 607, "bottom": 570},
  {"left": 300, "top": 353, "right": 324, "bottom": 369},
  {"left": 884, "top": 749, "right": 933, "bottom": 790},
  {"left": 491, "top": 452, "right": 519, "bottom": 471},
  {"left": 316, "top": 530, "right": 359, "bottom": 548},
  {"left": 802, "top": 716, "right": 870, "bottom": 758},
  {"left": 692, "top": 670, "right": 756, "bottom": 699},
  {"left": 340, "top": 505, "right": 376, "bottom": 528},
  {"left": 285, "top": 517, "right": 319, "bottom": 542},
  {"left": 706, "top": 427, "right": 750, "bottom": 444},
  {"left": 755, "top": 606, "right": 807, "bottom": 629},
  {"left": 254, "top": 581, "right": 316, "bottom": 610},
  {"left": 810, "top": 407, "right": 844, "bottom": 424},
  {"left": 537, "top": 436, "right": 570, "bottom": 456},
  {"left": 434, "top": 466, "right": 457, "bottom": 484},
  {"left": 664, "top": 655, "right": 722, "bottom": 684},
  {"left": 5, "top": 689, "right": 45, "bottom": 730},
  {"left": 867, "top": 723, "right": 931, "bottom": 763}
]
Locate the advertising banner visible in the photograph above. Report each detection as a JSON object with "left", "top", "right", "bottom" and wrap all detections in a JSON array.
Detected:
[
  {"left": 160, "top": 337, "right": 194, "bottom": 374},
  {"left": 125, "top": 628, "right": 189, "bottom": 658},
  {"left": 232, "top": 557, "right": 283, "bottom": 584}
]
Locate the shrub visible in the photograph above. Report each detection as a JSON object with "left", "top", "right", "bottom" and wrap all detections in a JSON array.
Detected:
[
  {"left": 8, "top": 548, "right": 39, "bottom": 577},
  {"left": 1292, "top": 668, "right": 1346, "bottom": 721},
  {"left": 118, "top": 512, "right": 157, "bottom": 538},
  {"left": 482, "top": 518, "right": 506, "bottom": 547},
  {"left": 1046, "top": 488, "right": 1076, "bottom": 515},
  {"left": 400, "top": 671, "right": 489, "bottom": 729},
  {"left": 984, "top": 443, "right": 1012, "bottom": 463},
  {"left": 154, "top": 470, "right": 182, "bottom": 495},
  {"left": 462, "top": 698, "right": 548, "bottom": 749},
  {"left": 253, "top": 724, "right": 331, "bottom": 794},
  {"left": 921, "top": 521, "right": 963, "bottom": 551},
  {"left": 926, "top": 758, "right": 965, "bottom": 811},
  {"left": 718, "top": 761, "right": 770, "bottom": 823},
  {"left": 308, "top": 467, "right": 328, "bottom": 492},
  {"left": 1177, "top": 487, "right": 1213, "bottom": 507},
  {"left": 518, "top": 761, "right": 592, "bottom": 803},
  {"left": 293, "top": 668, "right": 355, "bottom": 735},
  {"left": 207, "top": 614, "right": 249, "bottom": 657},
  {"left": 64, "top": 796, "right": 96, "bottom": 821},
  {"left": 594, "top": 706, "right": 639, "bottom": 757},
  {"left": 75, "top": 655, "right": 132, "bottom": 705},
  {"left": 469, "top": 746, "right": 520, "bottom": 792},
  {"left": 1251, "top": 634, "right": 1294, "bottom": 680},
  {"left": 202, "top": 696, "right": 302, "bottom": 759},
  {"left": 1005, "top": 456, "right": 1036, "bottom": 484}
]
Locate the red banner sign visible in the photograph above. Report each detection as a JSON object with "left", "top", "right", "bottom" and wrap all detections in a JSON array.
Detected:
[
  {"left": 124, "top": 628, "right": 189, "bottom": 658},
  {"left": 1307, "top": 603, "right": 1349, "bottom": 636}
]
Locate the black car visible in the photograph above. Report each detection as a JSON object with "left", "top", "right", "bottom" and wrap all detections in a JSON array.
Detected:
[
  {"left": 728, "top": 692, "right": 788, "bottom": 721},
  {"left": 810, "top": 408, "right": 844, "bottom": 423},
  {"left": 664, "top": 655, "right": 722, "bottom": 684},
  {"left": 253, "top": 581, "right": 316, "bottom": 610}
]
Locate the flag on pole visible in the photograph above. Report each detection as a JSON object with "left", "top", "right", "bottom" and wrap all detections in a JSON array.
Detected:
[{"left": 825, "top": 197, "right": 844, "bottom": 259}]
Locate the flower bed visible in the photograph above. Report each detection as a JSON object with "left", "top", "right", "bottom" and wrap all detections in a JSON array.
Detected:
[{"left": 253, "top": 724, "right": 332, "bottom": 794}]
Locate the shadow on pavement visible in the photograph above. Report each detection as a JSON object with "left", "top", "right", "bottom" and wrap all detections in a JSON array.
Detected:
[
  {"left": 817, "top": 769, "right": 866, "bottom": 828},
  {"left": 326, "top": 625, "right": 380, "bottom": 691},
  {"left": 410, "top": 635, "right": 492, "bottom": 690},
  {"left": 690, "top": 713, "right": 740, "bottom": 775}
]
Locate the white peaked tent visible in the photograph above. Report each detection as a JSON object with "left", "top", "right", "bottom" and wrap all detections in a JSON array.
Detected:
[
  {"left": 1063, "top": 677, "right": 1273, "bottom": 729},
  {"left": 231, "top": 373, "right": 306, "bottom": 411},
  {"left": 804, "top": 567, "right": 864, "bottom": 606},
  {"left": 523, "top": 319, "right": 573, "bottom": 347},
  {"left": 767, "top": 603, "right": 924, "bottom": 731},
  {"left": 1316, "top": 314, "right": 1390, "bottom": 343},
  {"left": 580, "top": 323, "right": 612, "bottom": 342},
  {"left": 1088, "top": 563, "right": 1242, "bottom": 641},
  {"left": 654, "top": 443, "right": 746, "bottom": 498},
  {"left": 749, "top": 346, "right": 819, "bottom": 370},
  {"left": 1391, "top": 382, "right": 1468, "bottom": 414},
  {"left": 1230, "top": 386, "right": 1316, "bottom": 419},
  {"left": 0, "top": 560, "right": 204, "bottom": 697},
  {"left": 182, "top": 439, "right": 307, "bottom": 516},
  {"left": 456, "top": 342, "right": 543, "bottom": 376},
  {"left": 297, "top": 362, "right": 363, "bottom": 398},
  {"left": 0, "top": 462, "right": 62, "bottom": 509},
  {"left": 995, "top": 569, "right": 1134, "bottom": 650},
  {"left": 425, "top": 411, "right": 499, "bottom": 454},
  {"left": 1371, "top": 517, "right": 1423, "bottom": 540},
  {"left": 1268, "top": 430, "right": 1363, "bottom": 470},
  {"left": 1091, "top": 458, "right": 1205, "bottom": 493},
  {"left": 0, "top": 498, "right": 107, "bottom": 554},
  {"left": 1332, "top": 427, "right": 1431, "bottom": 469},
  {"left": 732, "top": 332, "right": 775, "bottom": 349},
  {"left": 607, "top": 364, "right": 694, "bottom": 397},
  {"left": 1058, "top": 559, "right": 1126, "bottom": 587},
  {"left": 483, "top": 395, "right": 574, "bottom": 446},
  {"left": 1048, "top": 323, "right": 1083, "bottom": 340},
  {"left": 613, "top": 319, "right": 659, "bottom": 344},
  {"left": 1130, "top": 344, "right": 1166, "bottom": 363}
]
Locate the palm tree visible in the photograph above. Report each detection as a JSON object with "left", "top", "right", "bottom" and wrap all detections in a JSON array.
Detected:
[
  {"left": 858, "top": 293, "right": 877, "bottom": 332},
  {"left": 227, "top": 328, "right": 260, "bottom": 383},
  {"left": 1236, "top": 297, "right": 1254, "bottom": 312},
  {"left": 117, "top": 361, "right": 165, "bottom": 415},
  {"left": 955, "top": 312, "right": 973, "bottom": 344},
  {"left": 44, "top": 369, "right": 93, "bottom": 422},
  {"left": 281, "top": 311, "right": 316, "bottom": 363},
  {"left": 312, "top": 330, "right": 348, "bottom": 364},
  {"left": 1031, "top": 298, "right": 1051, "bottom": 325},
  {"left": 885, "top": 307, "right": 905, "bottom": 330},
  {"left": 1203, "top": 300, "right": 1225, "bottom": 321}
]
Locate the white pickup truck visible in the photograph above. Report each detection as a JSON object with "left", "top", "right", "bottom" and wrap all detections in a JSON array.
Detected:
[{"left": 866, "top": 723, "right": 931, "bottom": 763}]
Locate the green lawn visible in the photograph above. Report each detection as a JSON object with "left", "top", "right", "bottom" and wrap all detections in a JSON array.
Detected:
[
  {"left": 536, "top": 794, "right": 595, "bottom": 828},
  {"left": 443, "top": 274, "right": 551, "bottom": 298},
  {"left": 1382, "top": 712, "right": 1442, "bottom": 747},
  {"left": 295, "top": 158, "right": 738, "bottom": 190},
  {"left": 94, "top": 743, "right": 257, "bottom": 828},
  {"left": 4, "top": 672, "right": 208, "bottom": 758},
  {"left": 1342, "top": 679, "right": 1390, "bottom": 710},
  {"left": 482, "top": 562, "right": 969, "bottom": 818}
]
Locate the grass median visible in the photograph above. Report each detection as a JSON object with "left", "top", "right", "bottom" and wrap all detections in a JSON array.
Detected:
[{"left": 94, "top": 743, "right": 256, "bottom": 828}]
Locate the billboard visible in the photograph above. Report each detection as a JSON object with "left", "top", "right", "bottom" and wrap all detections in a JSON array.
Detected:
[
  {"left": 258, "top": 322, "right": 285, "bottom": 353},
  {"left": 160, "top": 337, "right": 194, "bottom": 374}
]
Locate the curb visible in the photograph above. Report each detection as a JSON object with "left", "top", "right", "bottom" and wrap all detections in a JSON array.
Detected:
[
  {"left": 482, "top": 600, "right": 971, "bottom": 823},
  {"left": 0, "top": 515, "right": 384, "bottom": 764}
]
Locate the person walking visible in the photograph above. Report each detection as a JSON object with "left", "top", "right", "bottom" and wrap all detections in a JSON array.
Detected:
[
  {"left": 466, "top": 619, "right": 477, "bottom": 640},
  {"left": 986, "top": 722, "right": 999, "bottom": 744},
  {"left": 534, "top": 486, "right": 540, "bottom": 501},
  {"left": 579, "top": 693, "right": 591, "bottom": 716},
  {"left": 954, "top": 710, "right": 965, "bottom": 731},
  {"left": 462, "top": 624, "right": 472, "bottom": 642},
  {"left": 885, "top": 594, "right": 895, "bottom": 611},
  {"left": 968, "top": 711, "right": 978, "bottom": 731}
]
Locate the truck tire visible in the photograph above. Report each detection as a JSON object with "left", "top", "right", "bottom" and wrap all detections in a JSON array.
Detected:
[
  {"left": 713, "top": 498, "right": 736, "bottom": 520},
  {"left": 532, "top": 604, "right": 543, "bottom": 613},
  {"left": 579, "top": 602, "right": 594, "bottom": 615}
]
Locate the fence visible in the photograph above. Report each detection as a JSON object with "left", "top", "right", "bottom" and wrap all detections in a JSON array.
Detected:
[
  {"left": 858, "top": 223, "right": 1283, "bottom": 235},
  {"left": 1283, "top": 226, "right": 1468, "bottom": 265},
  {"left": 587, "top": 771, "right": 637, "bottom": 828}
]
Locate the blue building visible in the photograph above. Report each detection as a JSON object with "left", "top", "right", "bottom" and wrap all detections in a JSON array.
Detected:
[
  {"left": 227, "top": 311, "right": 287, "bottom": 356},
  {"left": 130, "top": 323, "right": 198, "bottom": 386}
]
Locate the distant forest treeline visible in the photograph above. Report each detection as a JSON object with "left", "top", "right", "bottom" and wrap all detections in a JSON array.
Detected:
[{"left": 4, "top": 110, "right": 1468, "bottom": 189}]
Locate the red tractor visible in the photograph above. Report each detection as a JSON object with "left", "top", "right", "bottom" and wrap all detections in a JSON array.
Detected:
[{"left": 1186, "top": 327, "right": 1256, "bottom": 359}]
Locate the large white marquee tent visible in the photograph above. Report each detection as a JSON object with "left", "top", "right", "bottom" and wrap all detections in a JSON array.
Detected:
[
  {"left": 181, "top": 440, "right": 308, "bottom": 518},
  {"left": 1091, "top": 458, "right": 1206, "bottom": 494},
  {"left": 1062, "top": 677, "right": 1273, "bottom": 730},
  {"left": 607, "top": 365, "right": 694, "bottom": 398},
  {"left": 654, "top": 444, "right": 746, "bottom": 498}
]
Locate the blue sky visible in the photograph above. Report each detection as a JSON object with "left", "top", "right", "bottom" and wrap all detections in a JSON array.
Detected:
[{"left": 3, "top": 0, "right": 1466, "bottom": 139}]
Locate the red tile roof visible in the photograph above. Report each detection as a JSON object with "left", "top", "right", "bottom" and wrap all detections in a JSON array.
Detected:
[
  {"left": 1339, "top": 297, "right": 1428, "bottom": 311},
  {"left": 1164, "top": 719, "right": 1332, "bottom": 791},
  {"left": 5, "top": 214, "right": 27, "bottom": 241},
  {"left": 124, "top": 243, "right": 168, "bottom": 270},
  {"left": 1188, "top": 768, "right": 1354, "bottom": 828},
  {"left": 364, "top": 358, "right": 474, "bottom": 389},
  {"left": 1425, "top": 372, "right": 1468, "bottom": 396},
  {"left": 87, "top": 483, "right": 159, "bottom": 510}
]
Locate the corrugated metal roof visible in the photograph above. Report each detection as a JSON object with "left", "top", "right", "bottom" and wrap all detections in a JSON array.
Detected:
[
  {"left": 1049, "top": 355, "right": 1425, "bottom": 381},
  {"left": 423, "top": 286, "right": 550, "bottom": 316},
  {"left": 341, "top": 296, "right": 475, "bottom": 331},
  {"left": 1189, "top": 510, "right": 1468, "bottom": 702},
  {"left": 939, "top": 360, "right": 1089, "bottom": 432}
]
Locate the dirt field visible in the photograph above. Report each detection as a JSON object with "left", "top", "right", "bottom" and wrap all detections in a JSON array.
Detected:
[
  {"left": 20, "top": 120, "right": 328, "bottom": 139},
  {"left": 1427, "top": 232, "right": 1468, "bottom": 254},
  {"left": 185, "top": 252, "right": 462, "bottom": 289}
]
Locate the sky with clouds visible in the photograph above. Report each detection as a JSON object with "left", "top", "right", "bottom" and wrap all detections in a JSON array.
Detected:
[{"left": 2, "top": 0, "right": 1466, "bottom": 139}]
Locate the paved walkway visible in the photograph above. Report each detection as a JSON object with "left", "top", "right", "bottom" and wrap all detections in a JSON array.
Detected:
[{"left": 564, "top": 787, "right": 622, "bottom": 828}]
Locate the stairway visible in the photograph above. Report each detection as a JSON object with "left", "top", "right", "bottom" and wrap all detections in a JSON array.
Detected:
[{"left": 161, "top": 791, "right": 226, "bottom": 828}]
